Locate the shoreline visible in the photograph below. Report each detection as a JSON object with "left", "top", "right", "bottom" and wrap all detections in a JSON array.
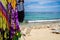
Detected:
[{"left": 27, "top": 19, "right": 60, "bottom": 23}]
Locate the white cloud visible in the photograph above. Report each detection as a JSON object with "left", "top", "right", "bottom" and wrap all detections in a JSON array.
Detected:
[
  {"left": 24, "top": 0, "right": 38, "bottom": 2},
  {"left": 25, "top": 5, "right": 60, "bottom": 12},
  {"left": 38, "top": 1, "right": 57, "bottom": 5},
  {"left": 24, "top": 0, "right": 60, "bottom": 12},
  {"left": 24, "top": 0, "right": 60, "bottom": 2},
  {"left": 25, "top": 4, "right": 60, "bottom": 8}
]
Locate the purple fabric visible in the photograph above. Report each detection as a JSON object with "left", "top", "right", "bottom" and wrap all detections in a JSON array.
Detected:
[{"left": 7, "top": 2, "right": 20, "bottom": 39}]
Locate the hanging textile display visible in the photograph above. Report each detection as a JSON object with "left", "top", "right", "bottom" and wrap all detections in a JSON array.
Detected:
[
  {"left": 0, "top": 1, "right": 9, "bottom": 40},
  {"left": 16, "top": 0, "right": 24, "bottom": 23},
  {"left": 0, "top": 0, "right": 21, "bottom": 40}
]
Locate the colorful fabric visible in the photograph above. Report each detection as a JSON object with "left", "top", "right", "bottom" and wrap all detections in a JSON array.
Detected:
[
  {"left": 0, "top": 0, "right": 7, "bottom": 9},
  {"left": 0, "top": 0, "right": 21, "bottom": 40},
  {"left": 17, "top": 0, "right": 24, "bottom": 11}
]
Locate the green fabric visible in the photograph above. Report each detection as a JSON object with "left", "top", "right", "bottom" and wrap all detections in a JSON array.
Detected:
[
  {"left": 18, "top": 32, "right": 21, "bottom": 38},
  {"left": 13, "top": 36, "right": 18, "bottom": 40},
  {"left": 13, "top": 32, "right": 21, "bottom": 40}
]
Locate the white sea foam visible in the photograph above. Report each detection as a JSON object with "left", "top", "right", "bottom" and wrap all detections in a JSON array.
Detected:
[{"left": 28, "top": 19, "right": 60, "bottom": 23}]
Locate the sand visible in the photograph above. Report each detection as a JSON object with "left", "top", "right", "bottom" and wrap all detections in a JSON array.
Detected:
[{"left": 19, "top": 22, "right": 60, "bottom": 40}]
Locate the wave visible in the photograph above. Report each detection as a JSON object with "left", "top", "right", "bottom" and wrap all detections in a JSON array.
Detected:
[{"left": 28, "top": 19, "right": 60, "bottom": 23}]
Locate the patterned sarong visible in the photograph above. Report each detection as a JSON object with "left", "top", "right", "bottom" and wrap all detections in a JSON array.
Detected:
[{"left": 0, "top": 0, "right": 21, "bottom": 40}]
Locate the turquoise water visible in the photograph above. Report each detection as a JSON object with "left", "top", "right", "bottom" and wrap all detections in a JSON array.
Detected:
[{"left": 24, "top": 12, "right": 60, "bottom": 21}]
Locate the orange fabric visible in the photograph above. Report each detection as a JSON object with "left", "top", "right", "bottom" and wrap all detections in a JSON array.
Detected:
[{"left": 11, "top": 0, "right": 16, "bottom": 10}]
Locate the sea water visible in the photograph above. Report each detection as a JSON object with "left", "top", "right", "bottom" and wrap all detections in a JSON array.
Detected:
[{"left": 24, "top": 12, "right": 60, "bottom": 21}]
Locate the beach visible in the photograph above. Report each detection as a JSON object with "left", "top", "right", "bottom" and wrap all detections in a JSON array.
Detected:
[{"left": 19, "top": 21, "right": 60, "bottom": 40}]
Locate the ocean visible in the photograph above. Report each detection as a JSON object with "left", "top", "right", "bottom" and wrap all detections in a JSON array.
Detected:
[{"left": 24, "top": 12, "right": 60, "bottom": 21}]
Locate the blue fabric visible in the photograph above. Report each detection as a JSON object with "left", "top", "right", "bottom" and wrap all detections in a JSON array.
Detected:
[{"left": 17, "top": 2, "right": 23, "bottom": 11}]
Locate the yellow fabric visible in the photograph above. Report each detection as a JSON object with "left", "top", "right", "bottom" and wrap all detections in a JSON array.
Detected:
[
  {"left": 11, "top": 0, "right": 16, "bottom": 10},
  {"left": 2, "top": 15, "right": 7, "bottom": 30},
  {"left": 0, "top": 0, "right": 7, "bottom": 9},
  {"left": 7, "top": 0, "right": 11, "bottom": 3},
  {"left": 0, "top": 11, "right": 2, "bottom": 28},
  {"left": 0, "top": 10, "right": 7, "bottom": 30},
  {"left": 0, "top": 0, "right": 8, "bottom": 30},
  {"left": 7, "top": 0, "right": 16, "bottom": 10}
]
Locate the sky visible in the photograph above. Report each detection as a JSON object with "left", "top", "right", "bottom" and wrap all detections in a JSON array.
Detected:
[{"left": 24, "top": 0, "right": 60, "bottom": 12}]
